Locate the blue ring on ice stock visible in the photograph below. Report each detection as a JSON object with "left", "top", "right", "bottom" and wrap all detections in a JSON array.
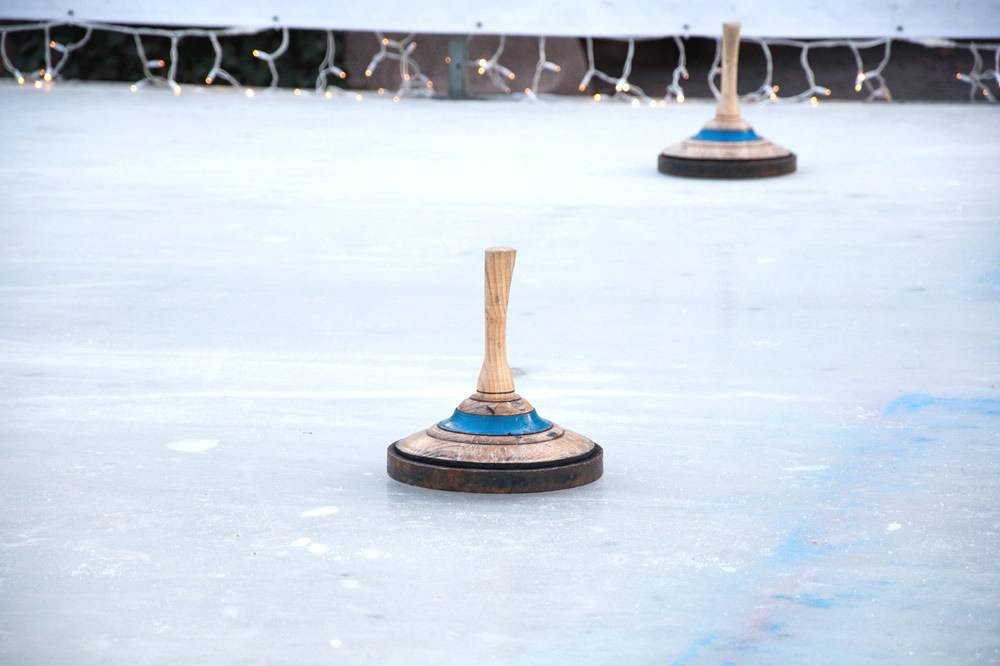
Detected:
[
  {"left": 437, "top": 410, "right": 553, "bottom": 436},
  {"left": 692, "top": 128, "right": 762, "bottom": 142}
]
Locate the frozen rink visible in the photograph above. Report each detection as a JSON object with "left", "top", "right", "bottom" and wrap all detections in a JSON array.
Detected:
[{"left": 1, "top": 83, "right": 998, "bottom": 664}]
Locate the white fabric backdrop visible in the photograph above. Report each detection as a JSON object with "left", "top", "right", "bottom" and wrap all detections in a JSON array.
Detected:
[{"left": 3, "top": 0, "right": 998, "bottom": 38}]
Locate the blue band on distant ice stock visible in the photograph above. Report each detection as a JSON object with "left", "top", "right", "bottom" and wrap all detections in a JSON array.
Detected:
[
  {"left": 692, "top": 128, "right": 762, "bottom": 142},
  {"left": 438, "top": 410, "right": 553, "bottom": 435}
]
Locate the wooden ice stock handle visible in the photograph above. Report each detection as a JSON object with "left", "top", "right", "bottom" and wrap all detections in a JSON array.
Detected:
[
  {"left": 476, "top": 247, "right": 517, "bottom": 398},
  {"left": 716, "top": 22, "right": 741, "bottom": 122}
]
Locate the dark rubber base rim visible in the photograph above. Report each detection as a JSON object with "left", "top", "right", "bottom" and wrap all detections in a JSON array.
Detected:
[
  {"left": 386, "top": 444, "right": 604, "bottom": 494},
  {"left": 658, "top": 152, "right": 797, "bottom": 179}
]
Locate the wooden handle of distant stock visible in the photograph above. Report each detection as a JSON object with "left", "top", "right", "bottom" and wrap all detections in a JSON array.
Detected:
[
  {"left": 716, "top": 22, "right": 741, "bottom": 122},
  {"left": 476, "top": 247, "right": 517, "bottom": 398}
]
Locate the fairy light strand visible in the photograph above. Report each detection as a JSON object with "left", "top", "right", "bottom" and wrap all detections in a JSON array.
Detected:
[
  {"left": 524, "top": 36, "right": 562, "bottom": 100},
  {"left": 315, "top": 30, "right": 346, "bottom": 93},
  {"left": 363, "top": 32, "right": 432, "bottom": 97},
  {"left": 578, "top": 37, "right": 651, "bottom": 103},
  {"left": 0, "top": 20, "right": 996, "bottom": 104},
  {"left": 474, "top": 35, "right": 516, "bottom": 93}
]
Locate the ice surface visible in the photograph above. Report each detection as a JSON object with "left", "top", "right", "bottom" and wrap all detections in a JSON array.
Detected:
[{"left": 0, "top": 83, "right": 998, "bottom": 664}]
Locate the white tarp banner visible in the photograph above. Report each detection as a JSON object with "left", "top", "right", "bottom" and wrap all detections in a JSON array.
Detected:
[{"left": 2, "top": 0, "right": 998, "bottom": 38}]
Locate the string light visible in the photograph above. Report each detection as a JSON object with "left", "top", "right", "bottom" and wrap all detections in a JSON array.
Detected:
[
  {"left": 578, "top": 37, "right": 650, "bottom": 103},
  {"left": 362, "top": 31, "right": 432, "bottom": 97},
  {"left": 472, "top": 35, "right": 517, "bottom": 93},
  {"left": 315, "top": 30, "right": 346, "bottom": 93},
  {"left": 525, "top": 36, "right": 563, "bottom": 100},
  {"left": 251, "top": 27, "right": 289, "bottom": 90},
  {"left": 0, "top": 20, "right": 995, "bottom": 104},
  {"left": 951, "top": 40, "right": 999, "bottom": 101}
]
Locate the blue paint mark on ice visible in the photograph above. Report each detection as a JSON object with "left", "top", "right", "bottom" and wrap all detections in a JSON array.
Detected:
[
  {"left": 671, "top": 633, "right": 717, "bottom": 666},
  {"left": 771, "top": 528, "right": 839, "bottom": 565},
  {"left": 774, "top": 591, "right": 867, "bottom": 609},
  {"left": 759, "top": 621, "right": 784, "bottom": 634},
  {"left": 774, "top": 593, "right": 833, "bottom": 608},
  {"left": 884, "top": 394, "right": 1000, "bottom": 417}
]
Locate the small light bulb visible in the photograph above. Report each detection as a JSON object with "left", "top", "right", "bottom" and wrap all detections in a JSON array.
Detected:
[
  {"left": 630, "top": 98, "right": 640, "bottom": 108},
  {"left": 854, "top": 83, "right": 862, "bottom": 92},
  {"left": 954, "top": 72, "right": 962, "bottom": 80},
  {"left": 857, "top": 73, "right": 867, "bottom": 82},
  {"left": 403, "top": 74, "right": 410, "bottom": 81},
  {"left": 293, "top": 88, "right": 301, "bottom": 96},
  {"left": 252, "top": 49, "right": 260, "bottom": 58},
  {"left": 381, "top": 38, "right": 389, "bottom": 45},
  {"left": 553, "top": 64, "right": 562, "bottom": 72},
  {"left": 678, "top": 93, "right": 685, "bottom": 103},
  {"left": 17, "top": 75, "right": 25, "bottom": 85},
  {"left": 426, "top": 80, "right": 434, "bottom": 88},
  {"left": 129, "top": 84, "right": 138, "bottom": 92},
  {"left": 614, "top": 82, "right": 623, "bottom": 92},
  {"left": 324, "top": 90, "right": 333, "bottom": 99},
  {"left": 365, "top": 69, "right": 372, "bottom": 77},
  {"left": 508, "top": 72, "right": 515, "bottom": 80},
  {"left": 810, "top": 95, "right": 819, "bottom": 106},
  {"left": 245, "top": 88, "right": 255, "bottom": 97},
  {"left": 355, "top": 93, "right": 363, "bottom": 102},
  {"left": 43, "top": 72, "right": 52, "bottom": 81},
  {"left": 772, "top": 84, "right": 780, "bottom": 92},
  {"left": 392, "top": 95, "right": 400, "bottom": 102},
  {"left": 648, "top": 100, "right": 656, "bottom": 107},
  {"left": 622, "top": 82, "right": 630, "bottom": 92},
  {"left": 338, "top": 71, "right": 346, "bottom": 79},
  {"left": 205, "top": 76, "right": 213, "bottom": 84},
  {"left": 49, "top": 40, "right": 57, "bottom": 48},
  {"left": 578, "top": 83, "right": 586, "bottom": 92},
  {"left": 377, "top": 87, "right": 385, "bottom": 94},
  {"left": 172, "top": 85, "right": 181, "bottom": 96},
  {"left": 593, "top": 93, "right": 601, "bottom": 101},
  {"left": 477, "top": 67, "right": 485, "bottom": 75},
  {"left": 478, "top": 59, "right": 487, "bottom": 67},
  {"left": 683, "top": 72, "right": 689, "bottom": 80},
  {"left": 33, "top": 80, "right": 43, "bottom": 89},
  {"left": 444, "top": 56, "right": 452, "bottom": 64},
  {"left": 156, "top": 59, "right": 166, "bottom": 68}
]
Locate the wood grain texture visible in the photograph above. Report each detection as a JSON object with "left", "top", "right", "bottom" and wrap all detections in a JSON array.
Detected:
[
  {"left": 663, "top": 137, "right": 792, "bottom": 160},
  {"left": 716, "top": 22, "right": 742, "bottom": 123},
  {"left": 476, "top": 247, "right": 518, "bottom": 399},
  {"left": 395, "top": 426, "right": 595, "bottom": 464},
  {"left": 456, "top": 395, "right": 535, "bottom": 416}
]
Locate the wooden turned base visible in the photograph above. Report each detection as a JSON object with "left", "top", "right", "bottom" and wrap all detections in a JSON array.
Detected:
[
  {"left": 387, "top": 443, "right": 604, "bottom": 493},
  {"left": 658, "top": 152, "right": 797, "bottom": 179}
]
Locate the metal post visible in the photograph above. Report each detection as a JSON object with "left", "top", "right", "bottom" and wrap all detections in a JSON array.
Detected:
[{"left": 447, "top": 34, "right": 467, "bottom": 99}]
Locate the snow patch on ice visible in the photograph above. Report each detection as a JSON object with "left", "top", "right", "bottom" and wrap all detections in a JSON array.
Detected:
[
  {"left": 166, "top": 439, "right": 218, "bottom": 453},
  {"left": 887, "top": 522, "right": 903, "bottom": 532},
  {"left": 308, "top": 543, "right": 330, "bottom": 555},
  {"left": 329, "top": 639, "right": 343, "bottom": 648},
  {"left": 340, "top": 579, "right": 360, "bottom": 589},
  {"left": 301, "top": 506, "right": 340, "bottom": 518},
  {"left": 290, "top": 537, "right": 311, "bottom": 547},
  {"left": 782, "top": 465, "right": 829, "bottom": 472}
]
